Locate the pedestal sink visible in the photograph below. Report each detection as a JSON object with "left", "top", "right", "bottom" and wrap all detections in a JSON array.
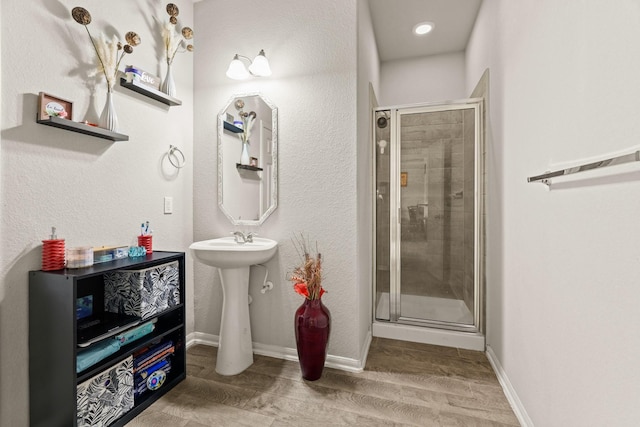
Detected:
[{"left": 189, "top": 236, "right": 277, "bottom": 375}]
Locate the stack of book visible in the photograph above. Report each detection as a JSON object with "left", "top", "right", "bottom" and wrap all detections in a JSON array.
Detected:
[
  {"left": 124, "top": 65, "right": 161, "bottom": 91},
  {"left": 132, "top": 339, "right": 174, "bottom": 398}
]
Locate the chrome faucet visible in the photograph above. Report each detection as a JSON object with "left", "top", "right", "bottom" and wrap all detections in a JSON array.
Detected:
[
  {"left": 231, "top": 231, "right": 257, "bottom": 244},
  {"left": 232, "top": 231, "right": 247, "bottom": 244}
]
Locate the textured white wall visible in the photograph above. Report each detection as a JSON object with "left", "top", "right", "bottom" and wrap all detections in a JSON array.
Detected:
[
  {"left": 0, "top": 1, "right": 194, "bottom": 425},
  {"left": 356, "top": 0, "right": 379, "bottom": 358},
  {"left": 467, "top": 1, "right": 640, "bottom": 425},
  {"left": 380, "top": 52, "right": 466, "bottom": 106},
  {"left": 193, "top": 0, "right": 362, "bottom": 360}
]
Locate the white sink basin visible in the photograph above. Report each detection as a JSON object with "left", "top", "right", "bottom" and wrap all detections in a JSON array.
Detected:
[
  {"left": 189, "top": 236, "right": 277, "bottom": 269},
  {"left": 189, "top": 235, "right": 278, "bottom": 376}
]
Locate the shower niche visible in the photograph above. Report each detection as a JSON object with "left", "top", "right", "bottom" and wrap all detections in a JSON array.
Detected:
[{"left": 373, "top": 99, "right": 485, "bottom": 350}]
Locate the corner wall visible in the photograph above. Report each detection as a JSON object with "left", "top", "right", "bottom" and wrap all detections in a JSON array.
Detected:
[
  {"left": 357, "top": 0, "right": 379, "bottom": 360},
  {"left": 466, "top": 1, "right": 640, "bottom": 425},
  {"left": 0, "top": 1, "right": 194, "bottom": 425}
]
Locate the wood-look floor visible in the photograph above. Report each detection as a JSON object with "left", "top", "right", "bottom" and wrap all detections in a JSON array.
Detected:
[{"left": 126, "top": 337, "right": 520, "bottom": 426}]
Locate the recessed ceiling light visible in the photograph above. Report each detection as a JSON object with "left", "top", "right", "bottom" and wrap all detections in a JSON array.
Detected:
[{"left": 413, "top": 22, "right": 435, "bottom": 36}]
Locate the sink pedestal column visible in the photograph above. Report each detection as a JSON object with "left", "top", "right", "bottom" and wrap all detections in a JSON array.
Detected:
[{"left": 216, "top": 266, "right": 254, "bottom": 375}]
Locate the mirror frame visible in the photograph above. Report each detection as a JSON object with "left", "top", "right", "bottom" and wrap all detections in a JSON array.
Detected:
[{"left": 217, "top": 92, "right": 278, "bottom": 226}]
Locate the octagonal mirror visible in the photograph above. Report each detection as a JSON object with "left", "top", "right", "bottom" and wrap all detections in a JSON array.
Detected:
[{"left": 218, "top": 93, "right": 278, "bottom": 225}]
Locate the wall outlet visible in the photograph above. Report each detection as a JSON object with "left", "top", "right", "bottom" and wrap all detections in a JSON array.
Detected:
[{"left": 164, "top": 196, "right": 173, "bottom": 214}]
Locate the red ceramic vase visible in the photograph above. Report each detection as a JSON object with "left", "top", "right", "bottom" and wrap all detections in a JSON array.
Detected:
[{"left": 294, "top": 298, "right": 331, "bottom": 381}]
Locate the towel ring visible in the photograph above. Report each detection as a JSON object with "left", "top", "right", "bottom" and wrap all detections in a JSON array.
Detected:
[{"left": 167, "top": 145, "right": 186, "bottom": 169}]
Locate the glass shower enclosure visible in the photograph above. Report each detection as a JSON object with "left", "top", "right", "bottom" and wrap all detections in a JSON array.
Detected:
[{"left": 374, "top": 100, "right": 484, "bottom": 333}]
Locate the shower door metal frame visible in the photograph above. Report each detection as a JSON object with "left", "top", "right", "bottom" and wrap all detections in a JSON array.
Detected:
[{"left": 373, "top": 98, "right": 484, "bottom": 334}]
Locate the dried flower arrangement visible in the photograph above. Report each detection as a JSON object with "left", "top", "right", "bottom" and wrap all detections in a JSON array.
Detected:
[
  {"left": 289, "top": 235, "right": 325, "bottom": 300},
  {"left": 233, "top": 99, "right": 256, "bottom": 144},
  {"left": 162, "top": 3, "right": 194, "bottom": 66},
  {"left": 71, "top": 7, "right": 141, "bottom": 92}
]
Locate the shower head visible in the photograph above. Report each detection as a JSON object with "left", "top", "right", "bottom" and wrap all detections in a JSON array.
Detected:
[{"left": 376, "top": 111, "right": 390, "bottom": 129}]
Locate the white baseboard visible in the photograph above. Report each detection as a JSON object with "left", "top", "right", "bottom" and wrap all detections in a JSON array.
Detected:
[
  {"left": 186, "top": 330, "right": 371, "bottom": 373},
  {"left": 358, "top": 330, "right": 373, "bottom": 370},
  {"left": 187, "top": 331, "right": 217, "bottom": 348},
  {"left": 485, "top": 345, "right": 534, "bottom": 427}
]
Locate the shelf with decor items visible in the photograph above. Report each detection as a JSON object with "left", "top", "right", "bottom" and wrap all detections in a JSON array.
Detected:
[
  {"left": 29, "top": 251, "right": 186, "bottom": 427},
  {"left": 223, "top": 121, "right": 243, "bottom": 133},
  {"left": 36, "top": 91, "right": 127, "bottom": 142},
  {"left": 119, "top": 77, "right": 182, "bottom": 106},
  {"left": 37, "top": 115, "right": 129, "bottom": 142},
  {"left": 236, "top": 163, "right": 263, "bottom": 172}
]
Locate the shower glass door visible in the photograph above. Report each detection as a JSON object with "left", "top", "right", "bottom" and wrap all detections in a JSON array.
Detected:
[{"left": 374, "top": 101, "right": 482, "bottom": 332}]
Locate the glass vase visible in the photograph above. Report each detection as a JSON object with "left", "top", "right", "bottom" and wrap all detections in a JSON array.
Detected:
[
  {"left": 294, "top": 298, "right": 331, "bottom": 381},
  {"left": 161, "top": 63, "right": 176, "bottom": 97},
  {"left": 99, "top": 90, "right": 118, "bottom": 132}
]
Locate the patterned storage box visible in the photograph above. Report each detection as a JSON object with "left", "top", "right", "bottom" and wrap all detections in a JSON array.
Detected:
[
  {"left": 104, "top": 261, "right": 180, "bottom": 320},
  {"left": 76, "top": 356, "right": 134, "bottom": 427}
]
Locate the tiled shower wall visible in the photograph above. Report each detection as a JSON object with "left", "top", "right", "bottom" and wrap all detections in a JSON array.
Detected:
[
  {"left": 375, "top": 116, "right": 391, "bottom": 301},
  {"left": 401, "top": 111, "right": 465, "bottom": 294},
  {"left": 401, "top": 109, "right": 475, "bottom": 307}
]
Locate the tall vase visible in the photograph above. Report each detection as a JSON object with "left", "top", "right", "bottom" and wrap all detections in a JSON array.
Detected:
[
  {"left": 240, "top": 141, "right": 251, "bottom": 165},
  {"left": 99, "top": 90, "right": 118, "bottom": 132},
  {"left": 294, "top": 298, "right": 331, "bottom": 381},
  {"left": 161, "top": 63, "right": 176, "bottom": 97}
]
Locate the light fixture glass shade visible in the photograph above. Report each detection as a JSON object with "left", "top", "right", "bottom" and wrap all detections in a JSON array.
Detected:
[
  {"left": 226, "top": 55, "right": 250, "bottom": 80},
  {"left": 248, "top": 49, "right": 272, "bottom": 77}
]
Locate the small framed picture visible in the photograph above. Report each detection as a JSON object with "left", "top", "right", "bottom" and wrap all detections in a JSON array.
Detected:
[
  {"left": 38, "top": 92, "right": 73, "bottom": 121},
  {"left": 400, "top": 172, "right": 408, "bottom": 187},
  {"left": 250, "top": 157, "right": 258, "bottom": 167}
]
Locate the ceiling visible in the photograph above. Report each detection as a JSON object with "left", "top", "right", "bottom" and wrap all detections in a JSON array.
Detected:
[{"left": 368, "top": 0, "right": 482, "bottom": 62}]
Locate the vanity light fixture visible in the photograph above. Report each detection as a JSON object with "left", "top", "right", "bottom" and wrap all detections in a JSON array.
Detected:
[
  {"left": 226, "top": 49, "right": 272, "bottom": 80},
  {"left": 413, "top": 21, "right": 435, "bottom": 36}
]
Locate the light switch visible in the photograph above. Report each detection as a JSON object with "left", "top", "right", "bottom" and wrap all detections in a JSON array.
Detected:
[{"left": 164, "top": 196, "right": 173, "bottom": 214}]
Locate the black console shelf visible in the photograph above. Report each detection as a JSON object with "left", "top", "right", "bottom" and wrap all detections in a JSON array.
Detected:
[{"left": 29, "top": 251, "right": 186, "bottom": 427}]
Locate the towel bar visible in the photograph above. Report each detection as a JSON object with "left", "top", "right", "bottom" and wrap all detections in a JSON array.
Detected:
[{"left": 527, "top": 151, "right": 640, "bottom": 185}]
